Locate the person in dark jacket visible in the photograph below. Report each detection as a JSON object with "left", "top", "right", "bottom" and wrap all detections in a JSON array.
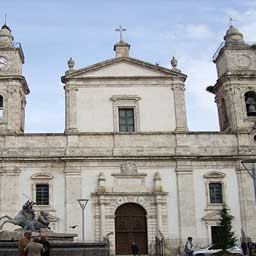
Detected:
[
  {"left": 39, "top": 235, "right": 50, "bottom": 256},
  {"left": 131, "top": 241, "right": 139, "bottom": 256},
  {"left": 241, "top": 241, "right": 247, "bottom": 256}
]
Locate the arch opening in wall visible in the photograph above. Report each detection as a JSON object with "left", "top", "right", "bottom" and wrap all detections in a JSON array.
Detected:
[
  {"left": 245, "top": 91, "right": 256, "bottom": 116},
  {"left": 115, "top": 203, "right": 148, "bottom": 255}
]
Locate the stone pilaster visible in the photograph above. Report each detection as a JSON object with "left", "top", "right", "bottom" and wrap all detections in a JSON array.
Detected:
[
  {"left": 237, "top": 163, "right": 256, "bottom": 238},
  {"left": 176, "top": 161, "right": 196, "bottom": 241},
  {"left": 65, "top": 85, "right": 78, "bottom": 134},
  {"left": 0, "top": 167, "right": 21, "bottom": 216},
  {"left": 172, "top": 83, "right": 188, "bottom": 132},
  {"left": 99, "top": 195, "right": 106, "bottom": 240},
  {"left": 64, "top": 167, "right": 81, "bottom": 234},
  {"left": 156, "top": 194, "right": 163, "bottom": 233}
]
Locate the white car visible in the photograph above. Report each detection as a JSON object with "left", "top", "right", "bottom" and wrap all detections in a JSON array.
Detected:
[{"left": 193, "top": 244, "right": 243, "bottom": 256}]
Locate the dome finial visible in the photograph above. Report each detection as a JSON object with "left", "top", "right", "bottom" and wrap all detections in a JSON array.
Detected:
[
  {"left": 1, "top": 14, "right": 11, "bottom": 32},
  {"left": 0, "top": 16, "right": 14, "bottom": 48},
  {"left": 224, "top": 22, "right": 244, "bottom": 45}
]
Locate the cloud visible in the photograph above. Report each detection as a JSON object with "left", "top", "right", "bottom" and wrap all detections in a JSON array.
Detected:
[
  {"left": 160, "top": 24, "right": 213, "bottom": 41},
  {"left": 185, "top": 24, "right": 213, "bottom": 40},
  {"left": 180, "top": 56, "right": 219, "bottom": 131}
]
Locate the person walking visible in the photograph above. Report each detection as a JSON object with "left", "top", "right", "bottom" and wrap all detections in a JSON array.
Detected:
[
  {"left": 39, "top": 235, "right": 50, "bottom": 256},
  {"left": 184, "top": 237, "right": 194, "bottom": 256},
  {"left": 241, "top": 241, "right": 248, "bottom": 256},
  {"left": 131, "top": 241, "right": 139, "bottom": 256},
  {"left": 24, "top": 237, "right": 44, "bottom": 256},
  {"left": 18, "top": 231, "right": 32, "bottom": 256}
]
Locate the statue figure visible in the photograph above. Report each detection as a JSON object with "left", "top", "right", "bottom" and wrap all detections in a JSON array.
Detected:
[
  {"left": 0, "top": 200, "right": 50, "bottom": 231},
  {"left": 33, "top": 211, "right": 50, "bottom": 230}
]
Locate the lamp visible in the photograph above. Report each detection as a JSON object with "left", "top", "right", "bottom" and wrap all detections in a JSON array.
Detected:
[{"left": 77, "top": 198, "right": 89, "bottom": 241}]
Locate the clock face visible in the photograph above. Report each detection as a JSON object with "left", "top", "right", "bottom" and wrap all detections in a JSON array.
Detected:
[
  {"left": 0, "top": 56, "right": 8, "bottom": 69},
  {"left": 234, "top": 55, "right": 251, "bottom": 69}
]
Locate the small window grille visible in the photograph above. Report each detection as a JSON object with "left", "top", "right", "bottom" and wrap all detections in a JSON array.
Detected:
[
  {"left": 119, "top": 108, "right": 135, "bottom": 132},
  {"left": 209, "top": 183, "right": 223, "bottom": 204},
  {"left": 36, "top": 184, "right": 49, "bottom": 205},
  {"left": 0, "top": 95, "right": 3, "bottom": 118}
]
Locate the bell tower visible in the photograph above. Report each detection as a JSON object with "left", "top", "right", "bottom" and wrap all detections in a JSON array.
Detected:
[
  {"left": 207, "top": 25, "right": 256, "bottom": 132},
  {"left": 0, "top": 24, "right": 29, "bottom": 134}
]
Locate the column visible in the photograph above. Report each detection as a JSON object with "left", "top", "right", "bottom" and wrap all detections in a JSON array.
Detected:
[
  {"left": 237, "top": 164, "right": 256, "bottom": 238},
  {"left": 176, "top": 161, "right": 196, "bottom": 241},
  {"left": 65, "top": 85, "right": 78, "bottom": 133},
  {"left": 99, "top": 195, "right": 106, "bottom": 240},
  {"left": 172, "top": 83, "right": 188, "bottom": 132},
  {"left": 0, "top": 167, "right": 21, "bottom": 216},
  {"left": 64, "top": 167, "right": 81, "bottom": 234},
  {"left": 156, "top": 194, "right": 163, "bottom": 233}
]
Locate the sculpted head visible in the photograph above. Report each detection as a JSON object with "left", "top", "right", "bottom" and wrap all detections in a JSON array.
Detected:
[{"left": 40, "top": 211, "right": 49, "bottom": 217}]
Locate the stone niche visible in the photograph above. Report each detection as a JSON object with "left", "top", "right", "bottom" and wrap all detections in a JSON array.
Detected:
[{"left": 111, "top": 161, "right": 147, "bottom": 192}]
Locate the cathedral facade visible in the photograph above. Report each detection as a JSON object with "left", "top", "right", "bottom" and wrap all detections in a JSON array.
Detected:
[{"left": 0, "top": 23, "right": 255, "bottom": 255}]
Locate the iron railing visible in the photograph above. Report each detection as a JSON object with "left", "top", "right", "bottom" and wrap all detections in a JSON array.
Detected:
[
  {"left": 13, "top": 42, "right": 25, "bottom": 63},
  {"left": 212, "top": 41, "right": 256, "bottom": 62}
]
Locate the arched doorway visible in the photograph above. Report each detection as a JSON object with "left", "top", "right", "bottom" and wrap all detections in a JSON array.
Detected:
[{"left": 115, "top": 203, "right": 148, "bottom": 255}]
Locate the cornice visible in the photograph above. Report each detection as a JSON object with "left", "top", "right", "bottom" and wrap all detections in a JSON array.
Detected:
[
  {"left": 0, "top": 75, "right": 29, "bottom": 95},
  {"left": 61, "top": 57, "right": 187, "bottom": 83}
]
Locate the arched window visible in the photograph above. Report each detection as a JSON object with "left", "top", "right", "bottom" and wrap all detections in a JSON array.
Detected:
[
  {"left": 245, "top": 91, "right": 256, "bottom": 116},
  {"left": 0, "top": 95, "right": 3, "bottom": 118}
]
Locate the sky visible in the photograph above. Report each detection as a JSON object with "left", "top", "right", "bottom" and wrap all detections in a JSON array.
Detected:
[{"left": 1, "top": 0, "right": 256, "bottom": 133}]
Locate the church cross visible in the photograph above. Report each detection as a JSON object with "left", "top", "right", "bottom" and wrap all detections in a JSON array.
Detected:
[
  {"left": 115, "top": 25, "right": 126, "bottom": 41},
  {"left": 229, "top": 17, "right": 233, "bottom": 26},
  {"left": 229, "top": 17, "right": 238, "bottom": 26}
]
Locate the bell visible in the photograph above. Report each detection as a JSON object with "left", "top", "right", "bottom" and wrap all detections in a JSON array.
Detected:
[
  {"left": 248, "top": 104, "right": 256, "bottom": 114},
  {"left": 246, "top": 97, "right": 256, "bottom": 115}
]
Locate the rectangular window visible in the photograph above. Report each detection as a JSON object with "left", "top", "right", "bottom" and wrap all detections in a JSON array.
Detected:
[
  {"left": 209, "top": 183, "right": 223, "bottom": 204},
  {"left": 36, "top": 184, "right": 49, "bottom": 205},
  {"left": 119, "top": 108, "right": 135, "bottom": 132}
]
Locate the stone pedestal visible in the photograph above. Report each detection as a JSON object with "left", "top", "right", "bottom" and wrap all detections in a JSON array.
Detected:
[
  {"left": 0, "top": 240, "right": 110, "bottom": 256},
  {"left": 0, "top": 230, "right": 109, "bottom": 256}
]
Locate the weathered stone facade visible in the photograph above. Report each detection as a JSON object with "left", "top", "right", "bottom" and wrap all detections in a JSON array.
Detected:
[{"left": 0, "top": 24, "right": 255, "bottom": 255}]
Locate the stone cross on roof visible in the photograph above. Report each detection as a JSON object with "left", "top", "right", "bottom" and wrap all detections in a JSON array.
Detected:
[{"left": 115, "top": 25, "right": 126, "bottom": 42}]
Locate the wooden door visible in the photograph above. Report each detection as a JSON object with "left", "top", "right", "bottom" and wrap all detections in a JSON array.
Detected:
[{"left": 115, "top": 203, "right": 148, "bottom": 255}]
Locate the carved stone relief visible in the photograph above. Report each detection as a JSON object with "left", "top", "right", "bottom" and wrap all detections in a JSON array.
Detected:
[{"left": 120, "top": 161, "right": 138, "bottom": 174}]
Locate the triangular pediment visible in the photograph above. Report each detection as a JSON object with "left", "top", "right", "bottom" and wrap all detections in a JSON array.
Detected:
[
  {"left": 202, "top": 211, "right": 220, "bottom": 222},
  {"left": 62, "top": 57, "right": 186, "bottom": 81}
]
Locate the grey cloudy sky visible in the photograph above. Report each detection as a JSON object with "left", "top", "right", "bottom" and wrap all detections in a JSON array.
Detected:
[{"left": 1, "top": 0, "right": 256, "bottom": 132}]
